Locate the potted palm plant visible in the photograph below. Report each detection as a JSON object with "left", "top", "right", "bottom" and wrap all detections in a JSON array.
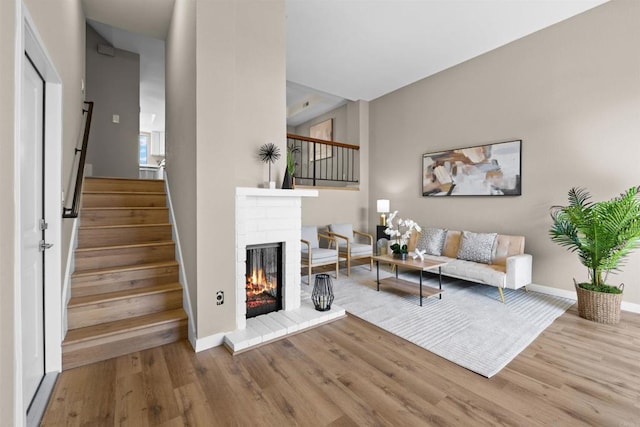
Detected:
[{"left": 549, "top": 186, "right": 640, "bottom": 324}]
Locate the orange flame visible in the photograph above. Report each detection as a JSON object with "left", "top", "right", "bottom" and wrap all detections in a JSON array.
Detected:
[{"left": 246, "top": 267, "right": 276, "bottom": 297}]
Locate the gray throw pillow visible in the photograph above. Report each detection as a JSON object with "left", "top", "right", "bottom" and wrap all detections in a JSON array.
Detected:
[
  {"left": 456, "top": 231, "right": 497, "bottom": 264},
  {"left": 416, "top": 227, "right": 447, "bottom": 256}
]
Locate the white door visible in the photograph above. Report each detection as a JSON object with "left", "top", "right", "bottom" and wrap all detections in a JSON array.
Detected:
[{"left": 21, "top": 54, "right": 46, "bottom": 408}]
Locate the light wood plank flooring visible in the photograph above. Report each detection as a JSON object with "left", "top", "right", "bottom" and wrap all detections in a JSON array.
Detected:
[{"left": 41, "top": 306, "right": 640, "bottom": 426}]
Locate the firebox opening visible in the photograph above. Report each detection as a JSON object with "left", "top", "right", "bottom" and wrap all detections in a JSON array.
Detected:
[{"left": 245, "top": 242, "right": 283, "bottom": 319}]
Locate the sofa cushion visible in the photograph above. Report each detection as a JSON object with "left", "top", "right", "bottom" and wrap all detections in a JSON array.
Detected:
[
  {"left": 456, "top": 231, "right": 497, "bottom": 264},
  {"left": 442, "top": 230, "right": 462, "bottom": 258},
  {"left": 302, "top": 247, "right": 338, "bottom": 263},
  {"left": 338, "top": 242, "right": 372, "bottom": 256},
  {"left": 416, "top": 227, "right": 448, "bottom": 256},
  {"left": 493, "top": 234, "right": 526, "bottom": 267},
  {"left": 441, "top": 259, "right": 506, "bottom": 288}
]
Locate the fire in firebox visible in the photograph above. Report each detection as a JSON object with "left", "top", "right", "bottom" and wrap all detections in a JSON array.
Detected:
[{"left": 245, "top": 242, "right": 283, "bottom": 318}]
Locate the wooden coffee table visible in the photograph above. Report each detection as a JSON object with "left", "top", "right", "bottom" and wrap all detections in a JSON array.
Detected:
[{"left": 372, "top": 254, "right": 447, "bottom": 306}]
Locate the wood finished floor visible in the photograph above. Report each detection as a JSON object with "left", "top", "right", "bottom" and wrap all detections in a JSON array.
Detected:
[{"left": 41, "top": 305, "right": 640, "bottom": 426}]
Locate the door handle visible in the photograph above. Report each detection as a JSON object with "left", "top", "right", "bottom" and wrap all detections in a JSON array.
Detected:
[{"left": 39, "top": 240, "right": 54, "bottom": 251}]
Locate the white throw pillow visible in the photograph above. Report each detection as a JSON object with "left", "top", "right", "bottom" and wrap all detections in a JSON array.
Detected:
[
  {"left": 456, "top": 231, "right": 497, "bottom": 264},
  {"left": 416, "top": 227, "right": 448, "bottom": 256}
]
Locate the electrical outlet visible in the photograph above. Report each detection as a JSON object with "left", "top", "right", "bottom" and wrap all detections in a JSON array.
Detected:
[{"left": 216, "top": 291, "right": 224, "bottom": 305}]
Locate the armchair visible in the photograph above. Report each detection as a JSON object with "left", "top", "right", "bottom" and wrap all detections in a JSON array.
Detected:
[
  {"left": 327, "top": 223, "right": 374, "bottom": 276},
  {"left": 301, "top": 225, "right": 340, "bottom": 284}
]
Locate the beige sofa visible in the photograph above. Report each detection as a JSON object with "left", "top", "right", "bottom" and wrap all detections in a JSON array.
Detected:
[{"left": 404, "top": 229, "right": 532, "bottom": 303}]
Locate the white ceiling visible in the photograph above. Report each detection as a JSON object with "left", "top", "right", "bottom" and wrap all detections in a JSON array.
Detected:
[
  {"left": 81, "top": 0, "right": 609, "bottom": 129},
  {"left": 82, "top": 0, "right": 175, "bottom": 40},
  {"left": 286, "top": 0, "right": 609, "bottom": 103}
]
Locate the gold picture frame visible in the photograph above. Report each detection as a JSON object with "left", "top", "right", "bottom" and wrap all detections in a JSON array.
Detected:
[{"left": 310, "top": 119, "right": 333, "bottom": 161}]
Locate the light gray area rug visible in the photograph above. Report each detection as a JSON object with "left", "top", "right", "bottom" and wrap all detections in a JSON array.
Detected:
[{"left": 301, "top": 268, "right": 574, "bottom": 377}]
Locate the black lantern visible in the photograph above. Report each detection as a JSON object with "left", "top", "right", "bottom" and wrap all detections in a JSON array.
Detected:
[{"left": 312, "top": 274, "right": 334, "bottom": 311}]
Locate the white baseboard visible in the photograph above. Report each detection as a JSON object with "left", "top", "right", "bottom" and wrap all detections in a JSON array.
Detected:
[
  {"left": 527, "top": 283, "right": 576, "bottom": 300},
  {"left": 528, "top": 283, "right": 640, "bottom": 314},
  {"left": 194, "top": 332, "right": 228, "bottom": 352}
]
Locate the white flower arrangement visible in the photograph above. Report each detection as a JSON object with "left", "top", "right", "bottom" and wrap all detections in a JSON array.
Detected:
[{"left": 384, "top": 211, "right": 421, "bottom": 256}]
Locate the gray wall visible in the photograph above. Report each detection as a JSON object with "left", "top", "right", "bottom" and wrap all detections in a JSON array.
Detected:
[
  {"left": 369, "top": 0, "right": 640, "bottom": 304},
  {"left": 85, "top": 24, "right": 140, "bottom": 178}
]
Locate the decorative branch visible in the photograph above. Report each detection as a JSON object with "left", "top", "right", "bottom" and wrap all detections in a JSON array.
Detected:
[{"left": 258, "top": 143, "right": 281, "bottom": 182}]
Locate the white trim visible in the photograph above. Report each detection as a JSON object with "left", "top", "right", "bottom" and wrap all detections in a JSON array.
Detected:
[
  {"left": 15, "top": 4, "right": 64, "bottom": 425},
  {"left": 526, "top": 283, "right": 576, "bottom": 300},
  {"left": 43, "top": 81, "right": 62, "bottom": 373},
  {"left": 528, "top": 283, "right": 640, "bottom": 314},
  {"left": 164, "top": 172, "right": 196, "bottom": 349},
  {"left": 194, "top": 331, "right": 228, "bottom": 352},
  {"left": 61, "top": 217, "right": 79, "bottom": 336},
  {"left": 621, "top": 300, "right": 640, "bottom": 314},
  {"left": 236, "top": 186, "right": 318, "bottom": 198}
]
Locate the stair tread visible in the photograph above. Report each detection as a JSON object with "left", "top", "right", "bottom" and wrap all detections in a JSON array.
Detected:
[
  {"left": 69, "top": 282, "right": 183, "bottom": 307},
  {"left": 82, "top": 190, "right": 166, "bottom": 195},
  {"left": 78, "top": 223, "right": 171, "bottom": 230},
  {"left": 63, "top": 308, "right": 186, "bottom": 345},
  {"left": 86, "top": 177, "right": 164, "bottom": 182},
  {"left": 82, "top": 207, "right": 168, "bottom": 211},
  {"left": 75, "top": 240, "right": 174, "bottom": 252},
  {"left": 72, "top": 260, "right": 178, "bottom": 278}
]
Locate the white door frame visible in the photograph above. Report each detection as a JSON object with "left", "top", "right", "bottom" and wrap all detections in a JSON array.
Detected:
[{"left": 14, "top": 3, "right": 63, "bottom": 424}]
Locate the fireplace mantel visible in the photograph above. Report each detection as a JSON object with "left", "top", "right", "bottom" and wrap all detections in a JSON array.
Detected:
[{"left": 236, "top": 187, "right": 319, "bottom": 198}]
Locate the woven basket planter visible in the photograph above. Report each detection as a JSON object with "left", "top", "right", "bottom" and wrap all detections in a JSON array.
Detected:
[{"left": 574, "top": 281, "right": 623, "bottom": 324}]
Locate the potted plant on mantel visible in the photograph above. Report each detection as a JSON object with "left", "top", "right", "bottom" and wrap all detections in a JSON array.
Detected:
[
  {"left": 549, "top": 186, "right": 640, "bottom": 324},
  {"left": 282, "top": 145, "right": 299, "bottom": 189}
]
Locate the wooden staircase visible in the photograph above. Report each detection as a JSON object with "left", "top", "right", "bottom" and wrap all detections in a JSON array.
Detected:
[{"left": 62, "top": 177, "right": 188, "bottom": 370}]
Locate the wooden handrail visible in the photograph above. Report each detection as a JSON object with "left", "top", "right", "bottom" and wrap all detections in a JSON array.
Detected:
[
  {"left": 287, "top": 133, "right": 360, "bottom": 150},
  {"left": 63, "top": 101, "right": 93, "bottom": 218}
]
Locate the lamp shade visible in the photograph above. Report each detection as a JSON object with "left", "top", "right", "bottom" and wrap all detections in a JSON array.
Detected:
[{"left": 377, "top": 199, "right": 390, "bottom": 213}]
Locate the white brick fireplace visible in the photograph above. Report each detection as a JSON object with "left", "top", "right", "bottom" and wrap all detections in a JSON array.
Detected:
[
  {"left": 227, "top": 187, "right": 346, "bottom": 353},
  {"left": 235, "top": 187, "right": 316, "bottom": 329}
]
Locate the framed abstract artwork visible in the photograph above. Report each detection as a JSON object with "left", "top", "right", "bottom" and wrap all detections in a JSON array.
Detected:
[
  {"left": 422, "top": 140, "right": 522, "bottom": 196},
  {"left": 309, "top": 119, "right": 333, "bottom": 160}
]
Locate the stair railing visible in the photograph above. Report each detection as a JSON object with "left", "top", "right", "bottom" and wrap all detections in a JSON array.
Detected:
[
  {"left": 63, "top": 101, "right": 93, "bottom": 218},
  {"left": 286, "top": 133, "right": 360, "bottom": 187}
]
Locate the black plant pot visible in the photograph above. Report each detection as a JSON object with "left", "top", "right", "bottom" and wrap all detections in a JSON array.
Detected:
[
  {"left": 393, "top": 252, "right": 408, "bottom": 260},
  {"left": 282, "top": 170, "right": 294, "bottom": 189}
]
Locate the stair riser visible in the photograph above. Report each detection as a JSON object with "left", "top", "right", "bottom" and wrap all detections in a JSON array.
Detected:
[
  {"left": 77, "top": 225, "right": 173, "bottom": 248},
  {"left": 82, "top": 193, "right": 166, "bottom": 208},
  {"left": 72, "top": 266, "right": 179, "bottom": 297},
  {"left": 62, "top": 319, "right": 188, "bottom": 370},
  {"left": 75, "top": 244, "right": 175, "bottom": 271},
  {"left": 83, "top": 178, "right": 165, "bottom": 193},
  {"left": 68, "top": 289, "right": 183, "bottom": 329},
  {"left": 81, "top": 208, "right": 169, "bottom": 226}
]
